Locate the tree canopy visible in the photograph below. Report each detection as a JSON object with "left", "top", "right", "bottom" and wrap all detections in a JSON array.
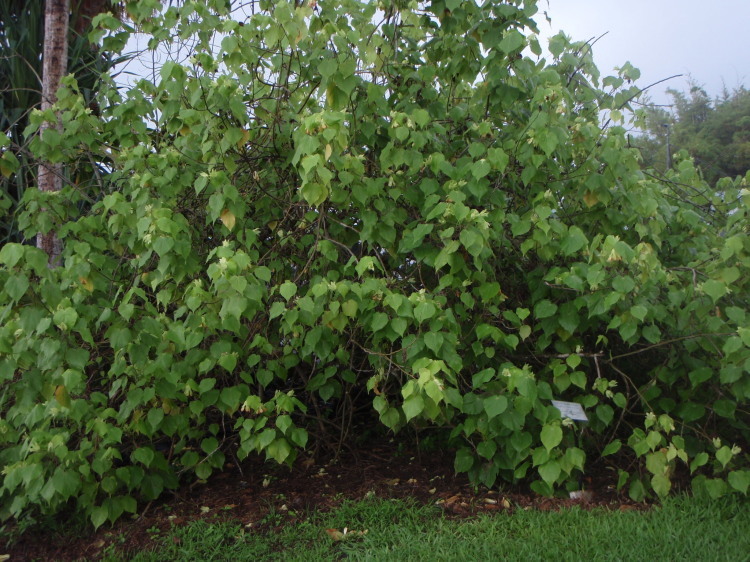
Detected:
[
  {"left": 637, "top": 83, "right": 750, "bottom": 183},
  {"left": 0, "top": 0, "right": 748, "bottom": 529}
]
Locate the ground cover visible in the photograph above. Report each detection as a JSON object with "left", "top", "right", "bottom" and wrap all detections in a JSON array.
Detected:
[
  {"left": 4, "top": 436, "right": 746, "bottom": 561},
  {"left": 131, "top": 495, "right": 750, "bottom": 562}
]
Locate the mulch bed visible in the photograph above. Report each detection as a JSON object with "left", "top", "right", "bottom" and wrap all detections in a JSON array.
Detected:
[{"left": 2, "top": 436, "right": 647, "bottom": 561}]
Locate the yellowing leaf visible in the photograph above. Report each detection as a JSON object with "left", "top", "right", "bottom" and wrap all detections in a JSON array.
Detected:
[
  {"left": 238, "top": 128, "right": 250, "bottom": 147},
  {"left": 583, "top": 190, "right": 599, "bottom": 208},
  {"left": 0, "top": 161, "right": 13, "bottom": 178},
  {"left": 324, "top": 143, "right": 332, "bottom": 161},
  {"left": 79, "top": 276, "right": 94, "bottom": 292},
  {"left": 220, "top": 209, "right": 236, "bottom": 231},
  {"left": 55, "top": 385, "right": 71, "bottom": 408}
]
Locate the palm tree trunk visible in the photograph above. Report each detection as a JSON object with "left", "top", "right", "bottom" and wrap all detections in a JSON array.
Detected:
[{"left": 36, "top": 0, "right": 70, "bottom": 267}]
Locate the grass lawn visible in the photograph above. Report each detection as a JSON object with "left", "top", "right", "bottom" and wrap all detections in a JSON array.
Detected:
[{"left": 127, "top": 494, "right": 750, "bottom": 561}]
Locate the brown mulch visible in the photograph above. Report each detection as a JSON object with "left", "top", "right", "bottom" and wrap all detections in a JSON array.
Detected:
[{"left": 1, "top": 437, "right": 646, "bottom": 561}]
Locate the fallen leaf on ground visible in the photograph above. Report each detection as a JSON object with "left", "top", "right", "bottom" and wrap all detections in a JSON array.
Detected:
[
  {"left": 325, "top": 528, "right": 368, "bottom": 541},
  {"left": 326, "top": 528, "right": 345, "bottom": 541}
]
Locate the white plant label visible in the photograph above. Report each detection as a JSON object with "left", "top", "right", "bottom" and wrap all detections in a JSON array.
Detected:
[{"left": 551, "top": 400, "right": 588, "bottom": 422}]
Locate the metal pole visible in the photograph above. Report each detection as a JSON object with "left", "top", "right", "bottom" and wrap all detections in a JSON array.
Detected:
[{"left": 662, "top": 123, "right": 672, "bottom": 170}]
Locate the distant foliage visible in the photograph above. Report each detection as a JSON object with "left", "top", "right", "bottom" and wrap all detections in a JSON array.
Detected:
[
  {"left": 637, "top": 84, "right": 750, "bottom": 183},
  {"left": 0, "top": 0, "right": 748, "bottom": 529}
]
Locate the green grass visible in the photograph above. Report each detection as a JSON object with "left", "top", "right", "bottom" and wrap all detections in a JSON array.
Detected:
[{"left": 126, "top": 495, "right": 750, "bottom": 561}]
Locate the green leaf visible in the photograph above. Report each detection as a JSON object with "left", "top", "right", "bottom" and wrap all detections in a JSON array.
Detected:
[
  {"left": 0, "top": 243, "right": 25, "bottom": 267},
  {"left": 4, "top": 274, "right": 29, "bottom": 301},
  {"left": 459, "top": 228, "right": 483, "bottom": 257},
  {"left": 701, "top": 279, "right": 726, "bottom": 303},
  {"left": 540, "top": 424, "right": 562, "bottom": 451},
  {"left": 728, "top": 470, "right": 750, "bottom": 495},
  {"left": 403, "top": 394, "right": 425, "bottom": 422},
  {"left": 477, "top": 440, "right": 497, "bottom": 460},
  {"left": 319, "top": 59, "right": 337, "bottom": 79},
  {"left": 471, "top": 160, "right": 491, "bottom": 180},
  {"left": 651, "top": 473, "right": 671, "bottom": 498},
  {"left": 132, "top": 447, "right": 154, "bottom": 467},
  {"left": 91, "top": 505, "right": 109, "bottom": 530},
  {"left": 511, "top": 431, "right": 532, "bottom": 452},
  {"left": 499, "top": 30, "right": 525, "bottom": 53},
  {"left": 424, "top": 331, "right": 443, "bottom": 353},
  {"left": 218, "top": 353, "right": 237, "bottom": 373},
  {"left": 414, "top": 302, "right": 436, "bottom": 324},
  {"left": 715, "top": 446, "right": 733, "bottom": 469},
  {"left": 195, "top": 463, "right": 213, "bottom": 480},
  {"left": 380, "top": 407, "right": 401, "bottom": 429},
  {"left": 355, "top": 256, "right": 376, "bottom": 277},
  {"left": 630, "top": 305, "right": 647, "bottom": 321},
  {"left": 478, "top": 282, "right": 502, "bottom": 301},
  {"left": 201, "top": 437, "right": 219, "bottom": 455},
  {"left": 267, "top": 438, "right": 292, "bottom": 464},
  {"left": 538, "top": 460, "right": 561, "bottom": 486},
  {"left": 300, "top": 182, "right": 328, "bottom": 206},
  {"left": 147, "top": 408, "right": 164, "bottom": 430},
  {"left": 690, "top": 452, "right": 709, "bottom": 473},
  {"left": 560, "top": 226, "right": 588, "bottom": 256},
  {"left": 534, "top": 300, "right": 558, "bottom": 319},
  {"left": 486, "top": 148, "right": 509, "bottom": 172},
  {"left": 341, "top": 300, "right": 358, "bottom": 317},
  {"left": 412, "top": 108, "right": 430, "bottom": 128},
  {"left": 391, "top": 317, "right": 407, "bottom": 336},
  {"left": 612, "top": 276, "right": 635, "bottom": 294},
  {"left": 370, "top": 312, "right": 388, "bottom": 332},
  {"left": 279, "top": 281, "right": 297, "bottom": 301},
  {"left": 454, "top": 448, "right": 475, "bottom": 473},
  {"left": 484, "top": 395, "right": 508, "bottom": 419}
]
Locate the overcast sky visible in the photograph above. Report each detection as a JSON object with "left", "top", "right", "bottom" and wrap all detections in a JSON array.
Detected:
[{"left": 539, "top": 0, "right": 750, "bottom": 106}]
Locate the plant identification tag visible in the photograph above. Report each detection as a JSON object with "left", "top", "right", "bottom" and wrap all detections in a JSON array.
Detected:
[{"left": 551, "top": 400, "right": 588, "bottom": 421}]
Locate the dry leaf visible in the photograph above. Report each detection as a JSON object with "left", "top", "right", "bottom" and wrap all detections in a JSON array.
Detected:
[
  {"left": 0, "top": 555, "right": 10, "bottom": 561},
  {"left": 326, "top": 528, "right": 367, "bottom": 541},
  {"left": 326, "top": 528, "right": 345, "bottom": 541},
  {"left": 200, "top": 506, "right": 210, "bottom": 513},
  {"left": 220, "top": 208, "right": 236, "bottom": 231}
]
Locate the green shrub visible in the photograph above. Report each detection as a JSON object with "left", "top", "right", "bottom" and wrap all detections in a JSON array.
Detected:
[{"left": 1, "top": 0, "right": 748, "bottom": 528}]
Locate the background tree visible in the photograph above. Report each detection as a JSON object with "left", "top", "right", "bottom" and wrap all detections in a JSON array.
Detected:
[
  {"left": 35, "top": 0, "right": 71, "bottom": 265},
  {"left": 0, "top": 0, "right": 121, "bottom": 248},
  {"left": 637, "top": 82, "right": 750, "bottom": 183}
]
